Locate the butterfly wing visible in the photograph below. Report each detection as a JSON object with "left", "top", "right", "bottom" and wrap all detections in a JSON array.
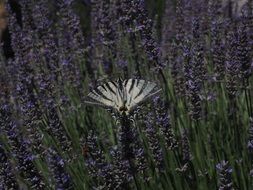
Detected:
[
  {"left": 85, "top": 81, "right": 121, "bottom": 109},
  {"left": 85, "top": 79, "right": 161, "bottom": 113},
  {"left": 124, "top": 79, "right": 161, "bottom": 111}
]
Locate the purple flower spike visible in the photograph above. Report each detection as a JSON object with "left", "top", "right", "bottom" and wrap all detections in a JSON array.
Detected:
[
  {"left": 248, "top": 118, "right": 253, "bottom": 152},
  {"left": 216, "top": 160, "right": 234, "bottom": 190},
  {"left": 46, "top": 148, "right": 73, "bottom": 189},
  {"left": 144, "top": 113, "right": 164, "bottom": 171}
]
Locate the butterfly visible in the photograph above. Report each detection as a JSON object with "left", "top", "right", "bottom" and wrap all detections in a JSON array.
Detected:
[{"left": 84, "top": 78, "right": 162, "bottom": 115}]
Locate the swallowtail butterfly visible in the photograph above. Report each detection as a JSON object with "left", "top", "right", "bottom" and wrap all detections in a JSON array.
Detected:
[{"left": 85, "top": 78, "right": 161, "bottom": 115}]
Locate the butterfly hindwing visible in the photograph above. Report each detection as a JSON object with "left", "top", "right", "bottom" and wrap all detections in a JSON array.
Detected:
[
  {"left": 125, "top": 79, "right": 145, "bottom": 104},
  {"left": 133, "top": 81, "right": 157, "bottom": 103},
  {"left": 124, "top": 79, "right": 159, "bottom": 110}
]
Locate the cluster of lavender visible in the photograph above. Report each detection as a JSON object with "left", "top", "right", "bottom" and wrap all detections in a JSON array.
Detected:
[
  {"left": 89, "top": 0, "right": 165, "bottom": 79},
  {"left": 144, "top": 113, "right": 165, "bottom": 171},
  {"left": 153, "top": 96, "right": 178, "bottom": 151},
  {"left": 0, "top": 0, "right": 86, "bottom": 188},
  {"left": 209, "top": 0, "right": 226, "bottom": 79},
  {"left": 88, "top": 0, "right": 251, "bottom": 188},
  {"left": 84, "top": 130, "right": 132, "bottom": 189},
  {"left": 162, "top": 0, "right": 252, "bottom": 120},
  {"left": 82, "top": 95, "right": 180, "bottom": 189},
  {"left": 0, "top": 0, "right": 252, "bottom": 189},
  {"left": 46, "top": 148, "right": 73, "bottom": 189}
]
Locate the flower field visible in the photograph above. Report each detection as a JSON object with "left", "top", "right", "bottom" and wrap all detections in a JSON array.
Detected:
[{"left": 0, "top": 0, "right": 252, "bottom": 189}]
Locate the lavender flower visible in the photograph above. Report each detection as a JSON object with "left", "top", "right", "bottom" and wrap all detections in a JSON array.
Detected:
[
  {"left": 0, "top": 80, "right": 45, "bottom": 189},
  {"left": 175, "top": 0, "right": 186, "bottom": 45},
  {"left": 182, "top": 0, "right": 193, "bottom": 32},
  {"left": 15, "top": 141, "right": 46, "bottom": 189},
  {"left": 175, "top": 130, "right": 192, "bottom": 176},
  {"left": 237, "top": 18, "right": 251, "bottom": 80},
  {"left": 117, "top": 112, "right": 148, "bottom": 179},
  {"left": 2, "top": 2, "right": 84, "bottom": 188},
  {"left": 240, "top": 1, "right": 253, "bottom": 53},
  {"left": 46, "top": 148, "right": 73, "bottom": 190},
  {"left": 29, "top": 1, "right": 61, "bottom": 109},
  {"left": 84, "top": 131, "right": 115, "bottom": 189},
  {"left": 181, "top": 130, "right": 192, "bottom": 166},
  {"left": 0, "top": 144, "right": 18, "bottom": 189},
  {"left": 225, "top": 25, "right": 241, "bottom": 99},
  {"left": 153, "top": 96, "right": 178, "bottom": 150},
  {"left": 160, "top": 0, "right": 175, "bottom": 61},
  {"left": 170, "top": 0, "right": 187, "bottom": 97},
  {"left": 216, "top": 160, "right": 234, "bottom": 190},
  {"left": 131, "top": 125, "right": 148, "bottom": 180},
  {"left": 248, "top": 117, "right": 253, "bottom": 152},
  {"left": 184, "top": 17, "right": 205, "bottom": 121},
  {"left": 211, "top": 20, "right": 226, "bottom": 79},
  {"left": 144, "top": 113, "right": 164, "bottom": 171},
  {"left": 184, "top": 49, "right": 202, "bottom": 120},
  {"left": 209, "top": 0, "right": 226, "bottom": 79},
  {"left": 117, "top": 115, "right": 135, "bottom": 161},
  {"left": 90, "top": 0, "right": 116, "bottom": 75},
  {"left": 46, "top": 108, "right": 72, "bottom": 153},
  {"left": 0, "top": 0, "right": 252, "bottom": 188},
  {"left": 110, "top": 146, "right": 133, "bottom": 189},
  {"left": 117, "top": 0, "right": 163, "bottom": 72},
  {"left": 56, "top": 0, "right": 84, "bottom": 89},
  {"left": 132, "top": 146, "right": 148, "bottom": 178},
  {"left": 5, "top": 1, "right": 46, "bottom": 155},
  {"left": 97, "top": 1, "right": 116, "bottom": 50}
]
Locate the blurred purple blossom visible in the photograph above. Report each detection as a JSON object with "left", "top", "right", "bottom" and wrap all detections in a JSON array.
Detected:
[
  {"left": 46, "top": 148, "right": 73, "bottom": 189},
  {"left": 181, "top": 130, "right": 192, "bottom": 165},
  {"left": 216, "top": 160, "right": 234, "bottom": 190},
  {"left": 225, "top": 24, "right": 241, "bottom": 99},
  {"left": 0, "top": 143, "right": 18, "bottom": 189},
  {"left": 0, "top": 0, "right": 252, "bottom": 188},
  {"left": 110, "top": 146, "right": 134, "bottom": 189},
  {"left": 84, "top": 131, "right": 116, "bottom": 189},
  {"left": 169, "top": 0, "right": 187, "bottom": 97},
  {"left": 248, "top": 117, "right": 253, "bottom": 152},
  {"left": 144, "top": 113, "right": 164, "bottom": 171},
  {"left": 237, "top": 17, "right": 252, "bottom": 80},
  {"left": 153, "top": 96, "right": 178, "bottom": 150}
]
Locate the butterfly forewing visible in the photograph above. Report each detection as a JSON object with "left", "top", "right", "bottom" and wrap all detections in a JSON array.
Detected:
[{"left": 87, "top": 83, "right": 117, "bottom": 108}]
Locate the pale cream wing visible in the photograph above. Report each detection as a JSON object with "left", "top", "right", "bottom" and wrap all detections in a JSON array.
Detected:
[
  {"left": 125, "top": 79, "right": 161, "bottom": 110},
  {"left": 86, "top": 81, "right": 120, "bottom": 109}
]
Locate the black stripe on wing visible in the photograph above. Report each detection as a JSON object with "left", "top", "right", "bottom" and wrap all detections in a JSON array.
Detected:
[
  {"left": 129, "top": 88, "right": 162, "bottom": 112},
  {"left": 101, "top": 84, "right": 108, "bottom": 91},
  {"left": 127, "top": 79, "right": 145, "bottom": 102},
  {"left": 131, "top": 80, "right": 159, "bottom": 105},
  {"left": 123, "top": 79, "right": 128, "bottom": 86},
  {"left": 117, "top": 78, "right": 124, "bottom": 91},
  {"left": 134, "top": 80, "right": 148, "bottom": 99},
  {"left": 94, "top": 87, "right": 113, "bottom": 102},
  {"left": 105, "top": 82, "right": 117, "bottom": 95},
  {"left": 125, "top": 79, "right": 143, "bottom": 107},
  {"left": 111, "top": 81, "right": 118, "bottom": 88},
  {"left": 86, "top": 84, "right": 116, "bottom": 108},
  {"left": 128, "top": 79, "right": 135, "bottom": 93}
]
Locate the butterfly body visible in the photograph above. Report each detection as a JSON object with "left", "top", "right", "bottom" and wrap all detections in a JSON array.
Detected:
[{"left": 85, "top": 78, "right": 161, "bottom": 115}]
